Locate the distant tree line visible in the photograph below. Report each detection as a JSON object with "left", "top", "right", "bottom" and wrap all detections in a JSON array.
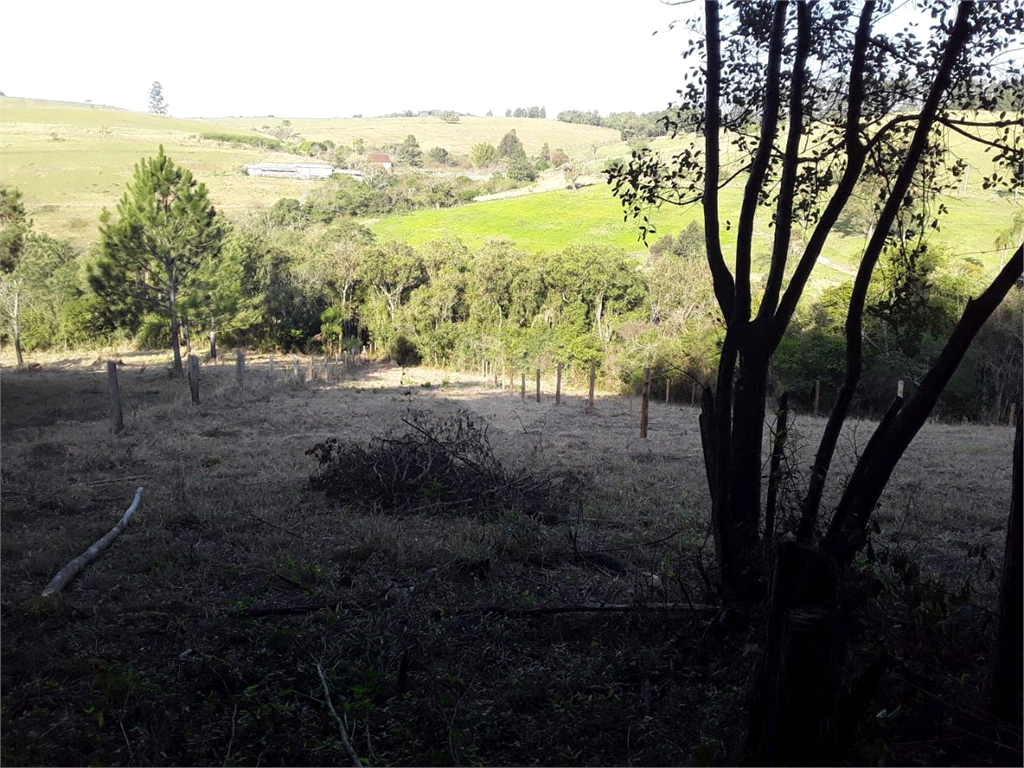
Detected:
[
  {"left": 505, "top": 106, "right": 546, "bottom": 118},
  {"left": 557, "top": 109, "right": 675, "bottom": 148}
]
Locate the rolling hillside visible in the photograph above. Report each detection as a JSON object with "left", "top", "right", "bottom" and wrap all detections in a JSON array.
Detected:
[
  {"left": 1, "top": 95, "right": 1018, "bottom": 280},
  {"left": 0, "top": 97, "right": 620, "bottom": 249}
]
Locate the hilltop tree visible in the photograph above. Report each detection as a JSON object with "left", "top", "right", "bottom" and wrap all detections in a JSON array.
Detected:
[
  {"left": 609, "top": 1, "right": 1022, "bottom": 762},
  {"left": 148, "top": 81, "right": 168, "bottom": 115},
  {"left": 91, "top": 146, "right": 226, "bottom": 376}
]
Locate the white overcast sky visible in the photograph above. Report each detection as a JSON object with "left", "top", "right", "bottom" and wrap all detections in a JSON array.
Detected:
[{"left": 1, "top": 0, "right": 696, "bottom": 118}]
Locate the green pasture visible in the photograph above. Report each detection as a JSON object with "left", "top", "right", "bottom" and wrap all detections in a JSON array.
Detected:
[{"left": 368, "top": 173, "right": 1016, "bottom": 280}]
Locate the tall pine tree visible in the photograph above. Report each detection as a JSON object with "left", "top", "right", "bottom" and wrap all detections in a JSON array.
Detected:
[
  {"left": 91, "top": 146, "right": 225, "bottom": 376},
  {"left": 148, "top": 81, "right": 168, "bottom": 115}
]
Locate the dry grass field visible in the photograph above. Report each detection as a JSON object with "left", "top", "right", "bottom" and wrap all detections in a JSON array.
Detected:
[{"left": 0, "top": 352, "right": 1017, "bottom": 765}]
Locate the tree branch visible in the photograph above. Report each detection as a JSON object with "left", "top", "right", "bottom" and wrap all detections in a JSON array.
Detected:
[
  {"left": 703, "top": 0, "right": 736, "bottom": 321},
  {"left": 735, "top": 1, "right": 789, "bottom": 324},
  {"left": 796, "top": 1, "right": 974, "bottom": 538},
  {"left": 759, "top": 1, "right": 814, "bottom": 322},
  {"left": 826, "top": 244, "right": 1023, "bottom": 564}
]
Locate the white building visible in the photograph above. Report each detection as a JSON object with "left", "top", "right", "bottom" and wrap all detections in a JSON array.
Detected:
[{"left": 245, "top": 163, "right": 364, "bottom": 181}]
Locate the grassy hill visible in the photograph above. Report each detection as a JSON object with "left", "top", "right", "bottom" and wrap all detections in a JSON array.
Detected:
[
  {"left": 1, "top": 95, "right": 1018, "bottom": 281},
  {"left": 0, "top": 97, "right": 620, "bottom": 249}
]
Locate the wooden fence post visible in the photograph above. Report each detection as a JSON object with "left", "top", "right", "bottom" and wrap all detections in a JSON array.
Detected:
[
  {"left": 293, "top": 355, "right": 300, "bottom": 378},
  {"left": 556, "top": 363, "right": 563, "bottom": 405},
  {"left": 521, "top": 372, "right": 526, "bottom": 400},
  {"left": 641, "top": 367, "right": 651, "bottom": 439},
  {"left": 236, "top": 350, "right": 245, "bottom": 386},
  {"left": 509, "top": 370, "right": 514, "bottom": 397},
  {"left": 666, "top": 378, "right": 671, "bottom": 404},
  {"left": 107, "top": 361, "right": 123, "bottom": 433},
  {"left": 209, "top": 331, "right": 217, "bottom": 360},
  {"left": 188, "top": 355, "right": 200, "bottom": 405},
  {"left": 536, "top": 369, "right": 541, "bottom": 402},
  {"left": 1011, "top": 402, "right": 1018, "bottom": 427},
  {"left": 588, "top": 360, "right": 597, "bottom": 415}
]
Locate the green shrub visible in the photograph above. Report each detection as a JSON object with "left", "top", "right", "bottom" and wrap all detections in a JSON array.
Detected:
[
  {"left": 390, "top": 335, "right": 422, "bottom": 366},
  {"left": 200, "top": 132, "right": 283, "bottom": 151}
]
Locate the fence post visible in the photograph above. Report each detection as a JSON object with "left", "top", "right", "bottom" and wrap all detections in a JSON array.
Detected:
[
  {"left": 665, "top": 378, "right": 671, "bottom": 405},
  {"left": 293, "top": 355, "right": 300, "bottom": 378},
  {"left": 188, "top": 355, "right": 200, "bottom": 404},
  {"left": 209, "top": 331, "right": 217, "bottom": 360},
  {"left": 641, "top": 367, "right": 651, "bottom": 439},
  {"left": 556, "top": 363, "right": 563, "bottom": 405},
  {"left": 1011, "top": 402, "right": 1018, "bottom": 427},
  {"left": 521, "top": 372, "right": 526, "bottom": 400},
  {"left": 107, "top": 361, "right": 123, "bottom": 433},
  {"left": 897, "top": 379, "right": 904, "bottom": 398},
  {"left": 236, "top": 350, "right": 245, "bottom": 386},
  {"left": 268, "top": 353, "right": 275, "bottom": 380},
  {"left": 588, "top": 360, "right": 597, "bottom": 415},
  {"left": 509, "top": 370, "right": 515, "bottom": 397},
  {"left": 536, "top": 369, "right": 541, "bottom": 403}
]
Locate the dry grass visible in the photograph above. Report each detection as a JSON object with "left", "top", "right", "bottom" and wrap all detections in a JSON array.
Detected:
[{"left": 0, "top": 350, "right": 1017, "bottom": 765}]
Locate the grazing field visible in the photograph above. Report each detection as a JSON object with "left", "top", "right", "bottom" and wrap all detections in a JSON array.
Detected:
[
  {"left": 1, "top": 352, "right": 1016, "bottom": 765},
  {"left": 0, "top": 97, "right": 620, "bottom": 250},
  {"left": 3, "top": 95, "right": 1018, "bottom": 280}
]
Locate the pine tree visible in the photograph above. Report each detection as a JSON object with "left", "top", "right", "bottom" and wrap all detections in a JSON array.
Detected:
[
  {"left": 148, "top": 81, "right": 168, "bottom": 115},
  {"left": 91, "top": 146, "right": 225, "bottom": 376}
]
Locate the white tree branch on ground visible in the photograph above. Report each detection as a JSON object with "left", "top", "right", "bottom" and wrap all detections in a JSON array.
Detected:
[{"left": 40, "top": 487, "right": 144, "bottom": 598}]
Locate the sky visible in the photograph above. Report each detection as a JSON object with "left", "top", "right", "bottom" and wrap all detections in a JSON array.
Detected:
[{"left": 1, "top": 0, "right": 697, "bottom": 119}]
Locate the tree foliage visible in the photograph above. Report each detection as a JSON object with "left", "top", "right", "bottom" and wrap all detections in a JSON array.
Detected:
[
  {"left": 609, "top": 1, "right": 1023, "bottom": 760},
  {"left": 472, "top": 142, "right": 499, "bottom": 168},
  {"left": 91, "top": 146, "right": 226, "bottom": 375},
  {"left": 1, "top": 186, "right": 30, "bottom": 273},
  {"left": 397, "top": 134, "right": 423, "bottom": 167},
  {"left": 497, "top": 129, "right": 527, "bottom": 160},
  {"left": 148, "top": 81, "right": 168, "bottom": 115}
]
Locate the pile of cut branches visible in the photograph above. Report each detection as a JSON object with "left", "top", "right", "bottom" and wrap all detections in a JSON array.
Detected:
[{"left": 307, "top": 409, "right": 577, "bottom": 517}]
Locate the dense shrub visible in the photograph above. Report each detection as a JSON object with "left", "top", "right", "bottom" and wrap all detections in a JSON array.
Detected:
[{"left": 390, "top": 334, "right": 422, "bottom": 366}]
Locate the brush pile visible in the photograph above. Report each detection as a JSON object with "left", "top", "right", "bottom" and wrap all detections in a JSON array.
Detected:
[{"left": 307, "top": 409, "right": 577, "bottom": 518}]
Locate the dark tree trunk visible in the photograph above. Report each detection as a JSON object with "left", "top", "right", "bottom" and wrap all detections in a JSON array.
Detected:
[
  {"left": 168, "top": 275, "right": 183, "bottom": 377},
  {"left": 744, "top": 542, "right": 843, "bottom": 766},
  {"left": 991, "top": 405, "right": 1023, "bottom": 722}
]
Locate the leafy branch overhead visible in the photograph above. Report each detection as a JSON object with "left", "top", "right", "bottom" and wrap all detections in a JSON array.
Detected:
[{"left": 613, "top": 0, "right": 1021, "bottom": 654}]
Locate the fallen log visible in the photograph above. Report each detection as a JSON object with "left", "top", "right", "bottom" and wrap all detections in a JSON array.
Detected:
[{"left": 41, "top": 487, "right": 144, "bottom": 598}]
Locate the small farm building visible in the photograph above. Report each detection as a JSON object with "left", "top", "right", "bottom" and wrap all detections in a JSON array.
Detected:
[{"left": 245, "top": 163, "right": 364, "bottom": 181}]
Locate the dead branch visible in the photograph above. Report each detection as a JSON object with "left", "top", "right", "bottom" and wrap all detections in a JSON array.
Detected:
[
  {"left": 41, "top": 487, "right": 144, "bottom": 598},
  {"left": 316, "top": 662, "right": 363, "bottom": 767}
]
